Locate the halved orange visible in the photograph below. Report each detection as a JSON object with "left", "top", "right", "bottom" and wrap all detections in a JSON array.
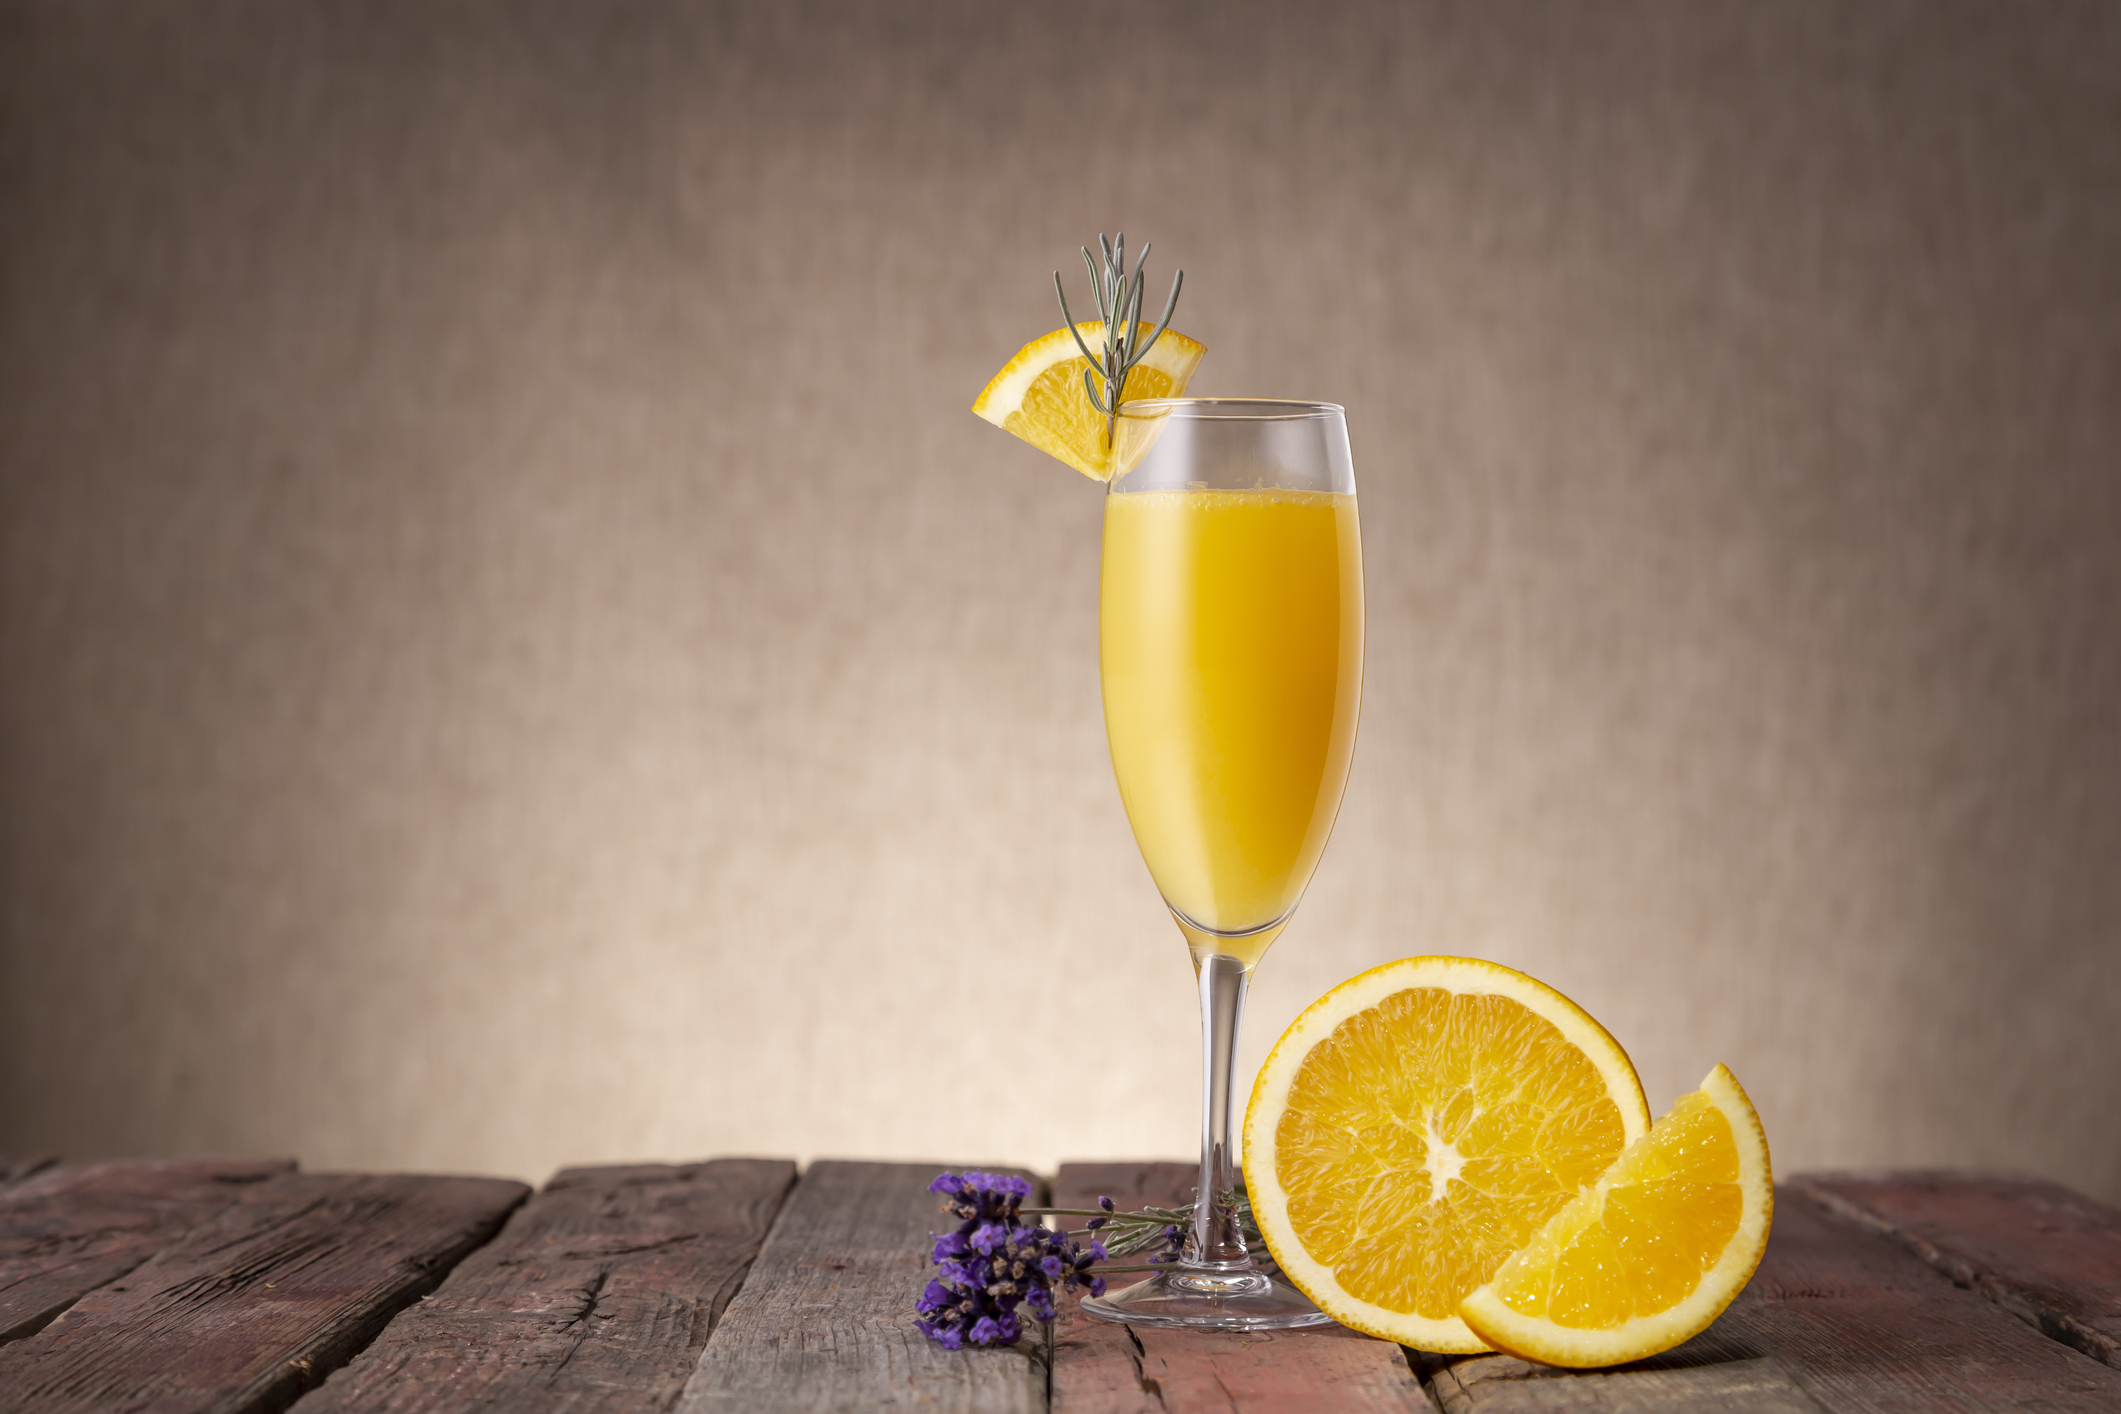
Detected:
[
  {"left": 1458, "top": 1063, "right": 1773, "bottom": 1367},
  {"left": 1243, "top": 957, "right": 1651, "bottom": 1352},
  {"left": 972, "top": 322, "right": 1205, "bottom": 480}
]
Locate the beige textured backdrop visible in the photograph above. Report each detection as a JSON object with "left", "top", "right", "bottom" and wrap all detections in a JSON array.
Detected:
[{"left": 2, "top": 0, "right": 2118, "bottom": 1201}]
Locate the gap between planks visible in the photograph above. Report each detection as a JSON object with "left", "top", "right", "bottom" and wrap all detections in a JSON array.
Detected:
[
  {"left": 0, "top": 1170, "right": 526, "bottom": 1414},
  {"left": 0, "top": 1158, "right": 58, "bottom": 1190},
  {"left": 292, "top": 1158, "right": 796, "bottom": 1414},
  {"left": 1433, "top": 1187, "right": 2121, "bottom": 1413},
  {"left": 1048, "top": 1161, "right": 1427, "bottom": 1414},
  {"left": 0, "top": 1156, "right": 294, "bottom": 1347},
  {"left": 677, "top": 1161, "right": 1051, "bottom": 1414},
  {"left": 1786, "top": 1170, "right": 2121, "bottom": 1370}
]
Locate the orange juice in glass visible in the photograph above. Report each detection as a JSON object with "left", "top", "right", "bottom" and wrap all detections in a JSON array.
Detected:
[{"left": 1100, "top": 486, "right": 1363, "bottom": 967}]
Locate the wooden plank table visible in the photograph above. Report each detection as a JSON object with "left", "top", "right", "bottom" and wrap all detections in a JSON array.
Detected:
[{"left": 3, "top": 1160, "right": 2117, "bottom": 1412}]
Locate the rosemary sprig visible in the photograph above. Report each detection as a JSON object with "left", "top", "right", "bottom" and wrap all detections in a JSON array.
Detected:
[{"left": 1053, "top": 232, "right": 1183, "bottom": 452}]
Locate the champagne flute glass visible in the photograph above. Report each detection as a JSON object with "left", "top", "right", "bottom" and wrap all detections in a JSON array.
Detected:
[{"left": 1082, "top": 398, "right": 1363, "bottom": 1330}]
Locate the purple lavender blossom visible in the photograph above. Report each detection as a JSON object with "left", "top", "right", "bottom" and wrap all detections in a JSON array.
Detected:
[{"left": 914, "top": 1171, "right": 1107, "bottom": 1349}]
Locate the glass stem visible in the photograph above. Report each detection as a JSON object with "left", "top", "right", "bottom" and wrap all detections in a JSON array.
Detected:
[{"left": 1187, "top": 951, "right": 1252, "bottom": 1267}]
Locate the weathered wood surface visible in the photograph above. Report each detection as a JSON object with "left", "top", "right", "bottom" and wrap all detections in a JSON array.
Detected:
[
  {"left": 0, "top": 1159, "right": 57, "bottom": 1189},
  {"left": 294, "top": 1159, "right": 796, "bottom": 1413},
  {"left": 675, "top": 1161, "right": 1047, "bottom": 1414},
  {"left": 1431, "top": 1191, "right": 2121, "bottom": 1413},
  {"left": 1786, "top": 1170, "right": 2121, "bottom": 1369},
  {"left": 1048, "top": 1161, "right": 1426, "bottom": 1413},
  {"left": 0, "top": 1171, "right": 526, "bottom": 1414},
  {"left": 5, "top": 1158, "right": 2118, "bottom": 1413},
  {"left": 1424, "top": 1354, "right": 1827, "bottom": 1413},
  {"left": 0, "top": 1157, "right": 293, "bottom": 1346}
]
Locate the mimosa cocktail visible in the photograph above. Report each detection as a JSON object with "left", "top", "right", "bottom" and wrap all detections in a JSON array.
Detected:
[{"left": 1082, "top": 398, "right": 1363, "bottom": 1331}]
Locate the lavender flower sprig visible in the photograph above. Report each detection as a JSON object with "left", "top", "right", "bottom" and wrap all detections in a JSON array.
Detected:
[
  {"left": 915, "top": 1172, "right": 1107, "bottom": 1350},
  {"left": 1033, "top": 1194, "right": 1188, "bottom": 1267},
  {"left": 916, "top": 1174, "right": 1281, "bottom": 1349}
]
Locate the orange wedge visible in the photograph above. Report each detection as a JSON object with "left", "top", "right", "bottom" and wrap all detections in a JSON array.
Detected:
[
  {"left": 972, "top": 322, "right": 1204, "bottom": 480},
  {"left": 1458, "top": 1063, "right": 1773, "bottom": 1367}
]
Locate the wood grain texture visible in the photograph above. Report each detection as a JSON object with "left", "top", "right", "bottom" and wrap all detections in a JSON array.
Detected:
[
  {"left": 1424, "top": 1355, "right": 1826, "bottom": 1413},
  {"left": 0, "top": 1159, "right": 57, "bottom": 1189},
  {"left": 1430, "top": 1191, "right": 2121, "bottom": 1414},
  {"left": 1048, "top": 1161, "right": 1427, "bottom": 1414},
  {"left": 294, "top": 1159, "right": 796, "bottom": 1413},
  {"left": 0, "top": 1171, "right": 526, "bottom": 1414},
  {"left": 1786, "top": 1170, "right": 2121, "bottom": 1369},
  {"left": 675, "top": 1161, "right": 1047, "bottom": 1414},
  {"left": 0, "top": 1157, "right": 293, "bottom": 1346}
]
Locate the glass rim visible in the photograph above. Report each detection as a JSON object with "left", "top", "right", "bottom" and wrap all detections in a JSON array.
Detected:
[{"left": 1117, "top": 397, "right": 1344, "bottom": 422}]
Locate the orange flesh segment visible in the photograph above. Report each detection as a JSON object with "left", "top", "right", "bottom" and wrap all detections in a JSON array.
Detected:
[
  {"left": 1495, "top": 1093, "right": 1744, "bottom": 1327},
  {"left": 1275, "top": 987, "right": 1633, "bottom": 1320}
]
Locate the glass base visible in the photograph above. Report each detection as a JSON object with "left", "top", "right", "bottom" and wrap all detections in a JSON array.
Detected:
[{"left": 1079, "top": 1262, "right": 1337, "bottom": 1331}]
